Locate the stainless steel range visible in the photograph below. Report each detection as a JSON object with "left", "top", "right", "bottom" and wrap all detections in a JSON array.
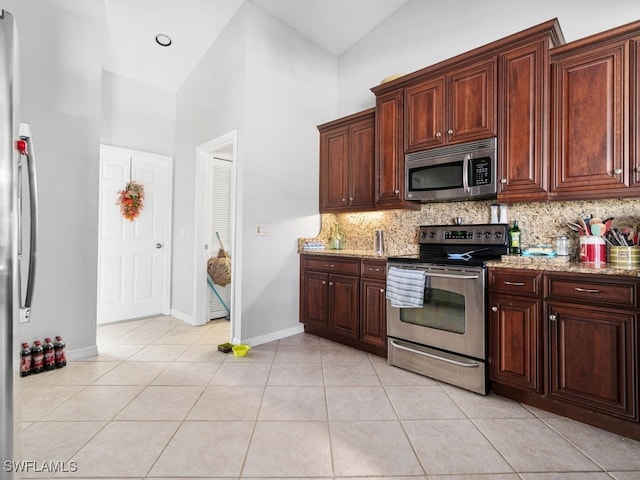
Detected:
[{"left": 386, "top": 223, "right": 509, "bottom": 394}]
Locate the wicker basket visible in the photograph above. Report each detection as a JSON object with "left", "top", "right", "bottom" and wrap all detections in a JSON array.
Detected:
[{"left": 208, "top": 248, "right": 231, "bottom": 286}]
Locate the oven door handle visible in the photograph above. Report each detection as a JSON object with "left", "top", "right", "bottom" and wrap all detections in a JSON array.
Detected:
[
  {"left": 423, "top": 272, "right": 479, "bottom": 280},
  {"left": 389, "top": 339, "right": 480, "bottom": 368}
]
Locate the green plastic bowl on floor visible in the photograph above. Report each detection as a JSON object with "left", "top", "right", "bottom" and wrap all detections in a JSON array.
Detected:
[{"left": 232, "top": 344, "right": 251, "bottom": 357}]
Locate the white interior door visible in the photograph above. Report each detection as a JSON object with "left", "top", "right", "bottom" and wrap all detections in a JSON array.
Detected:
[{"left": 97, "top": 145, "right": 172, "bottom": 324}]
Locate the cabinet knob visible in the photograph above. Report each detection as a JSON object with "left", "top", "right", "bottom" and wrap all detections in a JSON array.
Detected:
[
  {"left": 491, "top": 306, "right": 498, "bottom": 312},
  {"left": 500, "top": 178, "right": 507, "bottom": 184},
  {"left": 394, "top": 189, "right": 400, "bottom": 194},
  {"left": 447, "top": 129, "right": 454, "bottom": 135},
  {"left": 635, "top": 166, "right": 640, "bottom": 173},
  {"left": 380, "top": 288, "right": 385, "bottom": 293},
  {"left": 349, "top": 196, "right": 354, "bottom": 202},
  {"left": 549, "top": 314, "right": 557, "bottom": 321},
  {"left": 435, "top": 132, "right": 442, "bottom": 138},
  {"left": 322, "top": 281, "right": 326, "bottom": 285},
  {"left": 613, "top": 168, "right": 623, "bottom": 175},
  {"left": 342, "top": 197, "right": 347, "bottom": 203},
  {"left": 329, "top": 281, "right": 334, "bottom": 286}
]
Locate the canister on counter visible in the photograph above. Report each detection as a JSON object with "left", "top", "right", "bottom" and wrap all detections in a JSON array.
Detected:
[{"left": 609, "top": 246, "right": 640, "bottom": 269}]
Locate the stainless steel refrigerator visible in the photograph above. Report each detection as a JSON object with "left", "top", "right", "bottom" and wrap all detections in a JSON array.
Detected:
[{"left": 0, "top": 9, "right": 38, "bottom": 479}]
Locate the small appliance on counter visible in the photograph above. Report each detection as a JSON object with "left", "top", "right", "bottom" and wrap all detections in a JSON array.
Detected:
[{"left": 373, "top": 229, "right": 385, "bottom": 254}]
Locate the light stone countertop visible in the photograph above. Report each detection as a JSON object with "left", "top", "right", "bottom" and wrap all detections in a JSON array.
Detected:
[
  {"left": 487, "top": 255, "right": 640, "bottom": 277},
  {"left": 298, "top": 248, "right": 391, "bottom": 259}
]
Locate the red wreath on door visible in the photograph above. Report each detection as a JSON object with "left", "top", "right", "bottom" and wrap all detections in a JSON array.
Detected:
[{"left": 117, "top": 181, "right": 145, "bottom": 221}]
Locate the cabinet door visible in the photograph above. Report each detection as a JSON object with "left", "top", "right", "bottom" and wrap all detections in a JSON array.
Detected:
[
  {"left": 489, "top": 294, "right": 541, "bottom": 392},
  {"left": 375, "top": 90, "right": 405, "bottom": 208},
  {"left": 633, "top": 36, "right": 640, "bottom": 188},
  {"left": 328, "top": 274, "right": 359, "bottom": 339},
  {"left": 349, "top": 117, "right": 376, "bottom": 210},
  {"left": 375, "top": 90, "right": 420, "bottom": 210},
  {"left": 547, "top": 302, "right": 636, "bottom": 419},
  {"left": 360, "top": 278, "right": 387, "bottom": 351},
  {"left": 446, "top": 59, "right": 497, "bottom": 144},
  {"left": 300, "top": 271, "right": 328, "bottom": 331},
  {"left": 550, "top": 41, "right": 629, "bottom": 198},
  {"left": 498, "top": 41, "right": 549, "bottom": 202},
  {"left": 319, "top": 127, "right": 349, "bottom": 211},
  {"left": 405, "top": 77, "right": 445, "bottom": 151}
]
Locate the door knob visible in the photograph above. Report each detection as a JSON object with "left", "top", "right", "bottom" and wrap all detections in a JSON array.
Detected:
[{"left": 156, "top": 243, "right": 163, "bottom": 249}]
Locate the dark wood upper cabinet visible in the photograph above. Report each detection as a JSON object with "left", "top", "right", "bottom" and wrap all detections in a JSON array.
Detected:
[
  {"left": 497, "top": 23, "right": 563, "bottom": 202},
  {"left": 404, "top": 59, "right": 496, "bottom": 151},
  {"left": 318, "top": 108, "right": 376, "bottom": 213},
  {"left": 375, "top": 90, "right": 420, "bottom": 210},
  {"left": 550, "top": 21, "right": 640, "bottom": 200}
]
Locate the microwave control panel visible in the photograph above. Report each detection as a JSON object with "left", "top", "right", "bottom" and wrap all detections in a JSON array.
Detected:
[{"left": 470, "top": 157, "right": 491, "bottom": 186}]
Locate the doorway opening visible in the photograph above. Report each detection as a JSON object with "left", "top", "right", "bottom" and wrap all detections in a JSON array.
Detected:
[{"left": 194, "top": 131, "right": 238, "bottom": 342}]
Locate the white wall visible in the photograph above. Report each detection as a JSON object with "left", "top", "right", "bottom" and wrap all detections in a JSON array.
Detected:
[
  {"left": 5, "top": 0, "right": 103, "bottom": 357},
  {"left": 101, "top": 70, "right": 176, "bottom": 156},
  {"left": 338, "top": 0, "right": 640, "bottom": 114},
  {"left": 172, "top": 4, "right": 248, "bottom": 319},
  {"left": 239, "top": 3, "right": 337, "bottom": 340},
  {"left": 173, "top": 2, "right": 337, "bottom": 342}
]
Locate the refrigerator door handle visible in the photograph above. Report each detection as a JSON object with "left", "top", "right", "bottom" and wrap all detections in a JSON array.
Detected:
[{"left": 17, "top": 122, "right": 37, "bottom": 322}]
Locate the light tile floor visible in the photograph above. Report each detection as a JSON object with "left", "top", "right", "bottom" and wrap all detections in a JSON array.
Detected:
[{"left": 18, "top": 315, "right": 640, "bottom": 479}]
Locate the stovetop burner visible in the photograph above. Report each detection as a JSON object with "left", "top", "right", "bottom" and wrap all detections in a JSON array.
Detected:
[{"left": 389, "top": 223, "right": 509, "bottom": 267}]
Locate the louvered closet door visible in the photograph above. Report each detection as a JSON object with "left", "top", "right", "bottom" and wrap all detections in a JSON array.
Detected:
[{"left": 207, "top": 156, "right": 232, "bottom": 319}]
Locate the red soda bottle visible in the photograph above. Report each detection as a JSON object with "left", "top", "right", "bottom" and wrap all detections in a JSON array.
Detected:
[
  {"left": 54, "top": 336, "right": 66, "bottom": 368},
  {"left": 43, "top": 338, "right": 55, "bottom": 371},
  {"left": 31, "top": 341, "right": 44, "bottom": 374},
  {"left": 20, "top": 342, "right": 32, "bottom": 376}
]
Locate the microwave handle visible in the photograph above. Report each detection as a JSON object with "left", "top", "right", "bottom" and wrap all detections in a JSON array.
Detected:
[{"left": 462, "top": 154, "right": 470, "bottom": 192}]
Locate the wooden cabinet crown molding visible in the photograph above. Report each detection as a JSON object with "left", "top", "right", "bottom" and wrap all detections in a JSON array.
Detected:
[{"left": 371, "top": 18, "right": 564, "bottom": 96}]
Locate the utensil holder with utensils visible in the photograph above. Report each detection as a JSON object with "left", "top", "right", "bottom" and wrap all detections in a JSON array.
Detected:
[{"left": 579, "top": 236, "right": 607, "bottom": 265}]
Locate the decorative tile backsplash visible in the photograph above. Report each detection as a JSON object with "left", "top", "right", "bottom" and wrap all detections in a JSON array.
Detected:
[{"left": 311, "top": 198, "right": 640, "bottom": 258}]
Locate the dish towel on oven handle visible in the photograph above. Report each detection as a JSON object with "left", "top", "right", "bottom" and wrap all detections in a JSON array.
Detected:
[{"left": 386, "top": 266, "right": 427, "bottom": 308}]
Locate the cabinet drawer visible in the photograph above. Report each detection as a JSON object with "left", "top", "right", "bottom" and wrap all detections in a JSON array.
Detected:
[
  {"left": 489, "top": 269, "right": 542, "bottom": 296},
  {"left": 303, "top": 256, "right": 360, "bottom": 275},
  {"left": 546, "top": 275, "right": 640, "bottom": 308},
  {"left": 361, "top": 260, "right": 386, "bottom": 279}
]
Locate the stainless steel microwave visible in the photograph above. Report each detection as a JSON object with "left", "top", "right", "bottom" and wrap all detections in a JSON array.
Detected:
[{"left": 405, "top": 137, "right": 497, "bottom": 202}]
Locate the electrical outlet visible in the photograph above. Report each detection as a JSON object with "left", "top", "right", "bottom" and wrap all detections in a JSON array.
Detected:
[{"left": 255, "top": 224, "right": 270, "bottom": 236}]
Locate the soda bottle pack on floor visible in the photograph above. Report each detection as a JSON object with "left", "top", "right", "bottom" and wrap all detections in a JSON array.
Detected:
[
  {"left": 20, "top": 336, "right": 66, "bottom": 376},
  {"left": 20, "top": 342, "right": 32, "bottom": 377}
]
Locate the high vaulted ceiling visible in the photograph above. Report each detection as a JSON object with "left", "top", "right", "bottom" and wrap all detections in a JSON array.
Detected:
[{"left": 102, "top": 0, "right": 410, "bottom": 92}]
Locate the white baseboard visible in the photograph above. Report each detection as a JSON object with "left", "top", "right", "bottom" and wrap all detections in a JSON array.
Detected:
[
  {"left": 67, "top": 344, "right": 99, "bottom": 361},
  {"left": 170, "top": 308, "right": 195, "bottom": 325},
  {"left": 238, "top": 324, "right": 304, "bottom": 347}
]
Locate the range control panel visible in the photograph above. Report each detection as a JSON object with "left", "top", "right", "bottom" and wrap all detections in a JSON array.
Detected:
[{"left": 419, "top": 224, "right": 509, "bottom": 245}]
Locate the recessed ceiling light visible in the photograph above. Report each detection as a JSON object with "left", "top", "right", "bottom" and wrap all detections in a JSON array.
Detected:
[{"left": 155, "top": 34, "right": 172, "bottom": 47}]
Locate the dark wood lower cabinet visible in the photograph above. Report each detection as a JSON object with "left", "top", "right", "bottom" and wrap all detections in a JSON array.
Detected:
[
  {"left": 489, "top": 268, "right": 640, "bottom": 440},
  {"left": 547, "top": 302, "right": 636, "bottom": 420},
  {"left": 489, "top": 293, "right": 541, "bottom": 392},
  {"left": 360, "top": 277, "right": 387, "bottom": 351},
  {"left": 300, "top": 255, "right": 387, "bottom": 357}
]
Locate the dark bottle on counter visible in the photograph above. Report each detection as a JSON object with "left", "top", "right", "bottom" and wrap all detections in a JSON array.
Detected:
[
  {"left": 31, "top": 340, "right": 44, "bottom": 374},
  {"left": 20, "top": 342, "right": 32, "bottom": 377},
  {"left": 43, "top": 337, "right": 55, "bottom": 371},
  {"left": 54, "top": 336, "right": 67, "bottom": 368},
  {"left": 509, "top": 220, "right": 522, "bottom": 255}
]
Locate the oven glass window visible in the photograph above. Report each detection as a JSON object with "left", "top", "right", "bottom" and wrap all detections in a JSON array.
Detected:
[
  {"left": 409, "top": 161, "right": 463, "bottom": 191},
  {"left": 399, "top": 287, "right": 465, "bottom": 334}
]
